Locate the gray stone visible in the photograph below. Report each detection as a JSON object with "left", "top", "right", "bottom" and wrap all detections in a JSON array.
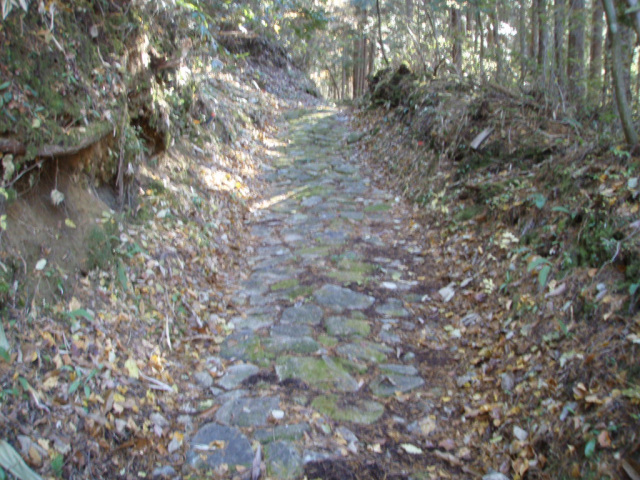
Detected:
[
  {"left": 314, "top": 284, "right": 375, "bottom": 311},
  {"left": 281, "top": 304, "right": 324, "bottom": 325},
  {"left": 264, "top": 335, "right": 320, "bottom": 354},
  {"left": 379, "top": 331, "right": 401, "bottom": 344},
  {"left": 266, "top": 441, "right": 303, "bottom": 479},
  {"left": 370, "top": 374, "right": 425, "bottom": 397},
  {"left": 152, "top": 465, "right": 176, "bottom": 478},
  {"left": 275, "top": 355, "right": 358, "bottom": 392},
  {"left": 230, "top": 312, "right": 274, "bottom": 331},
  {"left": 303, "top": 450, "right": 335, "bottom": 464},
  {"left": 311, "top": 394, "right": 384, "bottom": 424},
  {"left": 219, "top": 329, "right": 257, "bottom": 360},
  {"left": 336, "top": 341, "right": 391, "bottom": 363},
  {"left": 193, "top": 371, "right": 214, "bottom": 388},
  {"left": 375, "top": 298, "right": 410, "bottom": 317},
  {"left": 271, "top": 324, "right": 314, "bottom": 337},
  {"left": 379, "top": 364, "right": 419, "bottom": 376},
  {"left": 254, "top": 423, "right": 310, "bottom": 444},
  {"left": 185, "top": 423, "right": 253, "bottom": 470},
  {"left": 218, "top": 363, "right": 260, "bottom": 390},
  {"left": 215, "top": 396, "right": 281, "bottom": 427},
  {"left": 301, "top": 196, "right": 323, "bottom": 207},
  {"left": 325, "top": 316, "right": 371, "bottom": 337}
]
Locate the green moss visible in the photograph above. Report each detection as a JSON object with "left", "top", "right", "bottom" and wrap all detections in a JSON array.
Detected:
[
  {"left": 287, "top": 286, "right": 314, "bottom": 300},
  {"left": 270, "top": 279, "right": 299, "bottom": 291},
  {"left": 364, "top": 203, "right": 392, "bottom": 213},
  {"left": 311, "top": 394, "right": 384, "bottom": 424}
]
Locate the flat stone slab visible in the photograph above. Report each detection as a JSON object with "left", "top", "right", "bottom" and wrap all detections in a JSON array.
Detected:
[
  {"left": 254, "top": 423, "right": 310, "bottom": 444},
  {"left": 185, "top": 423, "right": 253, "bottom": 470},
  {"left": 311, "top": 394, "right": 384, "bottom": 425},
  {"left": 336, "top": 341, "right": 392, "bottom": 364},
  {"left": 271, "top": 324, "right": 314, "bottom": 337},
  {"left": 370, "top": 374, "right": 425, "bottom": 397},
  {"left": 230, "top": 312, "right": 274, "bottom": 331},
  {"left": 275, "top": 355, "right": 358, "bottom": 392},
  {"left": 219, "top": 329, "right": 257, "bottom": 360},
  {"left": 379, "top": 364, "right": 419, "bottom": 376},
  {"left": 218, "top": 363, "right": 260, "bottom": 390},
  {"left": 216, "top": 396, "right": 281, "bottom": 427},
  {"left": 263, "top": 335, "right": 320, "bottom": 354},
  {"left": 281, "top": 304, "right": 324, "bottom": 325},
  {"left": 325, "top": 316, "right": 371, "bottom": 337},
  {"left": 266, "top": 441, "right": 303, "bottom": 479},
  {"left": 314, "top": 284, "right": 375, "bottom": 311},
  {"left": 375, "top": 298, "right": 410, "bottom": 317}
]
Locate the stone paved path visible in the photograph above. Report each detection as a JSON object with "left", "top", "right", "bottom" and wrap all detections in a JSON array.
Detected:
[{"left": 183, "top": 108, "right": 437, "bottom": 479}]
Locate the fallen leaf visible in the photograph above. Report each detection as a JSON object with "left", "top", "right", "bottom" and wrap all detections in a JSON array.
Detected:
[{"left": 401, "top": 443, "right": 423, "bottom": 455}]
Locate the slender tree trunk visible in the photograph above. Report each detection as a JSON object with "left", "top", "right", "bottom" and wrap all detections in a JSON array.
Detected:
[
  {"left": 538, "top": 0, "right": 550, "bottom": 87},
  {"left": 451, "top": 7, "right": 463, "bottom": 75},
  {"left": 589, "top": 0, "right": 604, "bottom": 100},
  {"left": 626, "top": 0, "right": 640, "bottom": 40},
  {"left": 426, "top": 9, "right": 442, "bottom": 67},
  {"left": 602, "top": 0, "right": 638, "bottom": 145},
  {"left": 567, "top": 0, "right": 586, "bottom": 102},
  {"left": 520, "top": 0, "right": 527, "bottom": 81},
  {"left": 554, "top": 0, "right": 567, "bottom": 89},
  {"left": 368, "top": 39, "right": 375, "bottom": 78},
  {"left": 479, "top": 10, "right": 486, "bottom": 82},
  {"left": 491, "top": 8, "right": 503, "bottom": 81},
  {"left": 531, "top": 0, "right": 540, "bottom": 61},
  {"left": 376, "top": 0, "right": 390, "bottom": 66}
]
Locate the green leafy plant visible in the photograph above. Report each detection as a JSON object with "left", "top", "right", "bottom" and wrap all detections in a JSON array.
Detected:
[{"left": 527, "top": 256, "right": 552, "bottom": 289}]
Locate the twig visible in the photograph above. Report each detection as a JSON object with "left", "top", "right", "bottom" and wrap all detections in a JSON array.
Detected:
[
  {"left": 431, "top": 450, "right": 482, "bottom": 476},
  {"left": 139, "top": 372, "right": 173, "bottom": 392}
]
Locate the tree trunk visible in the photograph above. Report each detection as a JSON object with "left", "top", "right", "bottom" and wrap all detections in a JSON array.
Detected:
[
  {"left": 520, "top": 0, "right": 527, "bottom": 81},
  {"left": 538, "top": 0, "right": 550, "bottom": 87},
  {"left": 554, "top": 0, "right": 567, "bottom": 88},
  {"left": 589, "top": 0, "right": 604, "bottom": 100},
  {"left": 626, "top": 0, "right": 640, "bottom": 40},
  {"left": 451, "top": 7, "right": 463, "bottom": 75},
  {"left": 602, "top": 0, "right": 638, "bottom": 145},
  {"left": 491, "top": 8, "right": 503, "bottom": 81},
  {"left": 531, "top": 0, "right": 540, "bottom": 60},
  {"left": 376, "top": 0, "right": 390, "bottom": 66},
  {"left": 479, "top": 10, "right": 486, "bottom": 82},
  {"left": 567, "top": 0, "right": 586, "bottom": 102}
]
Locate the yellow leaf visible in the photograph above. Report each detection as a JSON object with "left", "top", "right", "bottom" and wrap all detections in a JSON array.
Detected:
[
  {"left": 125, "top": 358, "right": 140, "bottom": 379},
  {"left": 42, "top": 376, "right": 59, "bottom": 391},
  {"left": 65, "top": 218, "right": 76, "bottom": 229},
  {"left": 113, "top": 392, "right": 126, "bottom": 403}
]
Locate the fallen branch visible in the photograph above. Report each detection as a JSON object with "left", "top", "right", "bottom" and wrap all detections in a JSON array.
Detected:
[
  {"left": 431, "top": 450, "right": 482, "bottom": 476},
  {"left": 139, "top": 372, "right": 174, "bottom": 392},
  {"left": 470, "top": 127, "right": 494, "bottom": 150}
]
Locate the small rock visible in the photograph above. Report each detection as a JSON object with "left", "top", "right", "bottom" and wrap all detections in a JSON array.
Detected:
[
  {"left": 461, "top": 312, "right": 480, "bottom": 326},
  {"left": 266, "top": 441, "right": 303, "bottom": 479},
  {"left": 152, "top": 465, "right": 176, "bottom": 478},
  {"left": 150, "top": 412, "right": 169, "bottom": 428},
  {"left": 193, "top": 370, "right": 214, "bottom": 388},
  {"left": 457, "top": 371, "right": 477, "bottom": 388},
  {"left": 501, "top": 372, "right": 515, "bottom": 392},
  {"left": 482, "top": 472, "right": 510, "bottom": 480},
  {"left": 218, "top": 363, "right": 260, "bottom": 390},
  {"left": 513, "top": 426, "right": 528, "bottom": 442},
  {"left": 438, "top": 285, "right": 455, "bottom": 302}
]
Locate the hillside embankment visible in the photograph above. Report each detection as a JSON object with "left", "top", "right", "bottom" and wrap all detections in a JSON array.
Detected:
[{"left": 351, "top": 65, "right": 640, "bottom": 479}]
